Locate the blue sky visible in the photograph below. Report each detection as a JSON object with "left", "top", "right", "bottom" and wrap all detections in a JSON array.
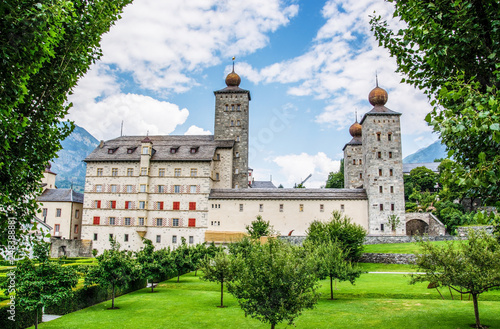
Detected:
[{"left": 68, "top": 0, "right": 437, "bottom": 188}]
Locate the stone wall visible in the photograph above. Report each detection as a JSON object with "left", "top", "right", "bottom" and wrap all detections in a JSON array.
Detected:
[
  {"left": 279, "top": 234, "right": 465, "bottom": 246},
  {"left": 359, "top": 253, "right": 416, "bottom": 264},
  {"left": 456, "top": 225, "right": 494, "bottom": 237},
  {"left": 50, "top": 238, "right": 93, "bottom": 258},
  {"left": 405, "top": 212, "right": 446, "bottom": 236}
]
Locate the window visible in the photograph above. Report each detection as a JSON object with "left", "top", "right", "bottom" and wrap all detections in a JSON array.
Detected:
[
  {"left": 279, "top": 204, "right": 284, "bottom": 212},
  {"left": 42, "top": 208, "right": 47, "bottom": 217},
  {"left": 159, "top": 168, "right": 165, "bottom": 176},
  {"left": 109, "top": 217, "right": 115, "bottom": 225},
  {"left": 126, "top": 185, "right": 133, "bottom": 193},
  {"left": 157, "top": 202, "right": 164, "bottom": 210},
  {"left": 225, "top": 104, "right": 228, "bottom": 111},
  {"left": 239, "top": 204, "right": 243, "bottom": 212},
  {"left": 216, "top": 153, "right": 221, "bottom": 160},
  {"left": 379, "top": 204, "right": 384, "bottom": 211},
  {"left": 158, "top": 185, "right": 164, "bottom": 193},
  {"left": 56, "top": 208, "right": 61, "bottom": 217},
  {"left": 235, "top": 152, "right": 239, "bottom": 158},
  {"left": 156, "top": 235, "right": 161, "bottom": 243},
  {"left": 97, "top": 168, "right": 103, "bottom": 176},
  {"left": 111, "top": 185, "right": 118, "bottom": 192},
  {"left": 231, "top": 105, "right": 235, "bottom": 111},
  {"left": 174, "top": 168, "right": 181, "bottom": 177},
  {"left": 235, "top": 169, "right": 239, "bottom": 174},
  {"left": 127, "top": 168, "right": 133, "bottom": 176},
  {"left": 379, "top": 186, "right": 383, "bottom": 193},
  {"left": 139, "top": 217, "right": 145, "bottom": 226},
  {"left": 96, "top": 185, "right": 103, "bottom": 192},
  {"left": 236, "top": 136, "right": 240, "bottom": 142},
  {"left": 75, "top": 209, "right": 80, "bottom": 219},
  {"left": 189, "top": 202, "right": 196, "bottom": 210},
  {"left": 230, "top": 120, "right": 234, "bottom": 126},
  {"left": 359, "top": 159, "right": 362, "bottom": 165},
  {"left": 172, "top": 235, "right": 177, "bottom": 244},
  {"left": 390, "top": 186, "right": 394, "bottom": 193},
  {"left": 139, "top": 201, "right": 146, "bottom": 209},
  {"left": 215, "top": 173, "right": 220, "bottom": 181},
  {"left": 156, "top": 218, "right": 163, "bottom": 226},
  {"left": 235, "top": 184, "right": 239, "bottom": 188},
  {"left": 379, "top": 169, "right": 383, "bottom": 176},
  {"left": 237, "top": 105, "right": 241, "bottom": 111},
  {"left": 236, "top": 120, "right": 241, "bottom": 126},
  {"left": 190, "top": 147, "right": 199, "bottom": 154},
  {"left": 389, "top": 152, "right": 393, "bottom": 159},
  {"left": 110, "top": 200, "right": 116, "bottom": 209},
  {"left": 125, "top": 218, "right": 131, "bottom": 226},
  {"left": 112, "top": 168, "right": 118, "bottom": 176},
  {"left": 189, "top": 236, "right": 194, "bottom": 244},
  {"left": 55, "top": 224, "right": 60, "bottom": 233},
  {"left": 172, "top": 218, "right": 179, "bottom": 227},
  {"left": 353, "top": 159, "right": 356, "bottom": 165},
  {"left": 359, "top": 173, "right": 363, "bottom": 179},
  {"left": 127, "top": 147, "right": 136, "bottom": 154},
  {"left": 380, "top": 224, "right": 384, "bottom": 232},
  {"left": 125, "top": 201, "right": 132, "bottom": 209},
  {"left": 124, "top": 234, "right": 129, "bottom": 242},
  {"left": 174, "top": 185, "right": 181, "bottom": 193},
  {"left": 109, "top": 234, "right": 113, "bottom": 240},
  {"left": 259, "top": 204, "right": 263, "bottom": 212},
  {"left": 188, "top": 218, "right": 196, "bottom": 227},
  {"left": 340, "top": 204, "right": 345, "bottom": 212},
  {"left": 376, "top": 133, "right": 381, "bottom": 141},
  {"left": 173, "top": 202, "right": 180, "bottom": 210},
  {"left": 74, "top": 225, "right": 79, "bottom": 234},
  {"left": 190, "top": 168, "right": 197, "bottom": 177},
  {"left": 377, "top": 152, "right": 382, "bottom": 159},
  {"left": 320, "top": 204, "right": 324, "bottom": 212},
  {"left": 141, "top": 167, "right": 148, "bottom": 176},
  {"left": 190, "top": 185, "right": 197, "bottom": 193},
  {"left": 142, "top": 146, "right": 149, "bottom": 155},
  {"left": 388, "top": 133, "right": 392, "bottom": 141},
  {"left": 93, "top": 233, "right": 98, "bottom": 241},
  {"left": 94, "top": 200, "right": 101, "bottom": 208},
  {"left": 93, "top": 216, "right": 100, "bottom": 225},
  {"left": 140, "top": 184, "right": 147, "bottom": 193},
  {"left": 170, "top": 147, "right": 179, "bottom": 154},
  {"left": 390, "top": 169, "right": 394, "bottom": 176},
  {"left": 391, "top": 203, "right": 395, "bottom": 211}
]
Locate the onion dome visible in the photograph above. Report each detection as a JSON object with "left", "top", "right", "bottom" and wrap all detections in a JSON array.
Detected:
[
  {"left": 225, "top": 69, "right": 241, "bottom": 87},
  {"left": 349, "top": 121, "right": 362, "bottom": 137},
  {"left": 368, "top": 86, "right": 388, "bottom": 106}
]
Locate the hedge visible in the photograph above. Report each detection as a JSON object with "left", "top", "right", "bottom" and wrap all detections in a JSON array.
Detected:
[{"left": 0, "top": 303, "right": 41, "bottom": 329}]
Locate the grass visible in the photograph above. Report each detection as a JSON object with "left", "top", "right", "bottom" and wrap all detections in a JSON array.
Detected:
[
  {"left": 32, "top": 271, "right": 500, "bottom": 329},
  {"left": 363, "top": 241, "right": 455, "bottom": 254}
]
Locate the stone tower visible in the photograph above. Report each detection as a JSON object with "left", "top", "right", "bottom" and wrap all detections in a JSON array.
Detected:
[
  {"left": 343, "top": 119, "right": 364, "bottom": 189},
  {"left": 360, "top": 84, "right": 406, "bottom": 235},
  {"left": 214, "top": 66, "right": 251, "bottom": 188}
]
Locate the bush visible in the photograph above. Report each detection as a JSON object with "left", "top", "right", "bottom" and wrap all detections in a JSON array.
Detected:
[{"left": 0, "top": 305, "right": 41, "bottom": 329}]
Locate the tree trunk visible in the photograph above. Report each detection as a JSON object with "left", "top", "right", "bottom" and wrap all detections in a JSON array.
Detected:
[
  {"left": 177, "top": 272, "right": 180, "bottom": 283},
  {"left": 35, "top": 307, "right": 38, "bottom": 329},
  {"left": 271, "top": 323, "right": 275, "bottom": 329},
  {"left": 472, "top": 293, "right": 481, "bottom": 328},
  {"left": 112, "top": 283, "right": 115, "bottom": 309},
  {"left": 151, "top": 282, "right": 154, "bottom": 293},
  {"left": 330, "top": 275, "right": 334, "bottom": 300},
  {"left": 220, "top": 280, "right": 224, "bottom": 307}
]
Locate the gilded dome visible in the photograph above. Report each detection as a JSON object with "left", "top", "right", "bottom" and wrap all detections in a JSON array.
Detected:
[
  {"left": 225, "top": 70, "right": 241, "bottom": 87},
  {"left": 349, "top": 121, "right": 362, "bottom": 137},
  {"left": 368, "top": 86, "right": 388, "bottom": 106}
]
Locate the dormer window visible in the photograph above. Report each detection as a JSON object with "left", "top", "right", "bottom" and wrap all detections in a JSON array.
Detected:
[
  {"left": 127, "top": 147, "right": 137, "bottom": 154},
  {"left": 108, "top": 147, "right": 118, "bottom": 154},
  {"left": 170, "top": 147, "right": 179, "bottom": 154},
  {"left": 142, "top": 146, "right": 150, "bottom": 155},
  {"left": 190, "top": 147, "right": 199, "bottom": 154}
]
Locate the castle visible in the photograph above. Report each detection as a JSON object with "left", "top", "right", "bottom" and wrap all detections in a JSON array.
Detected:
[{"left": 81, "top": 68, "right": 406, "bottom": 253}]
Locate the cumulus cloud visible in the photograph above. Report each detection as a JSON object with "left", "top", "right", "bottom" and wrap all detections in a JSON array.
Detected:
[
  {"left": 273, "top": 152, "right": 340, "bottom": 188},
  {"left": 68, "top": 94, "right": 189, "bottom": 140},
  {"left": 184, "top": 125, "right": 212, "bottom": 135}
]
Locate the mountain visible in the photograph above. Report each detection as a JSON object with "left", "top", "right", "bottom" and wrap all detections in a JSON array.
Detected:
[
  {"left": 403, "top": 140, "right": 447, "bottom": 163},
  {"left": 51, "top": 124, "right": 99, "bottom": 192}
]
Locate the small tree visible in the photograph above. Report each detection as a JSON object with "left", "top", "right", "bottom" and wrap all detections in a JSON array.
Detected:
[
  {"left": 171, "top": 238, "right": 195, "bottom": 282},
  {"left": 410, "top": 230, "right": 500, "bottom": 328},
  {"left": 136, "top": 239, "right": 173, "bottom": 292},
  {"left": 387, "top": 214, "right": 401, "bottom": 232},
  {"left": 305, "top": 210, "right": 367, "bottom": 262},
  {"left": 228, "top": 239, "right": 320, "bottom": 329},
  {"left": 200, "top": 251, "right": 235, "bottom": 307},
  {"left": 314, "top": 240, "right": 362, "bottom": 300},
  {"left": 5, "top": 241, "right": 78, "bottom": 328},
  {"left": 325, "top": 159, "right": 344, "bottom": 188},
  {"left": 86, "top": 239, "right": 136, "bottom": 309},
  {"left": 245, "top": 215, "right": 272, "bottom": 239}
]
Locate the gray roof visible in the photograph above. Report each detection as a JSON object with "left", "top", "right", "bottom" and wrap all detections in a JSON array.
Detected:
[
  {"left": 250, "top": 181, "right": 277, "bottom": 188},
  {"left": 360, "top": 105, "right": 401, "bottom": 124},
  {"left": 342, "top": 136, "right": 362, "bottom": 150},
  {"left": 214, "top": 86, "right": 251, "bottom": 100},
  {"left": 34, "top": 217, "right": 53, "bottom": 230},
  {"left": 403, "top": 162, "right": 441, "bottom": 174},
  {"left": 37, "top": 189, "right": 84, "bottom": 203},
  {"left": 84, "top": 135, "right": 234, "bottom": 162},
  {"left": 209, "top": 188, "right": 367, "bottom": 200}
]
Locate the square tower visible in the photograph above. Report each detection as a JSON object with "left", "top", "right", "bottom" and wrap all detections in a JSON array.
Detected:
[
  {"left": 213, "top": 68, "right": 250, "bottom": 189},
  {"left": 360, "top": 85, "right": 406, "bottom": 235},
  {"left": 343, "top": 120, "right": 364, "bottom": 189}
]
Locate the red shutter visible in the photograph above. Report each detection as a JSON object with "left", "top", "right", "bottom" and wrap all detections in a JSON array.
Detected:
[
  {"left": 173, "top": 202, "right": 180, "bottom": 210},
  {"left": 188, "top": 218, "right": 196, "bottom": 227},
  {"left": 96, "top": 200, "right": 101, "bottom": 208},
  {"left": 111, "top": 201, "right": 116, "bottom": 209},
  {"left": 189, "top": 202, "right": 196, "bottom": 210},
  {"left": 159, "top": 202, "right": 164, "bottom": 210},
  {"left": 93, "top": 217, "right": 100, "bottom": 225},
  {"left": 125, "top": 201, "right": 129, "bottom": 209}
]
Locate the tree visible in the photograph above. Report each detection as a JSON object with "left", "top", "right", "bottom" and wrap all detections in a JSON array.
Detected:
[
  {"left": 200, "top": 251, "right": 236, "bottom": 308},
  {"left": 86, "top": 239, "right": 136, "bottom": 309},
  {"left": 305, "top": 210, "right": 367, "bottom": 262},
  {"left": 325, "top": 159, "right": 344, "bottom": 188},
  {"left": 228, "top": 239, "right": 320, "bottom": 329},
  {"left": 314, "top": 240, "right": 362, "bottom": 300},
  {"left": 0, "top": 0, "right": 132, "bottom": 248},
  {"left": 370, "top": 1, "right": 500, "bottom": 206},
  {"left": 408, "top": 167, "right": 439, "bottom": 193},
  {"left": 136, "top": 239, "right": 173, "bottom": 292},
  {"left": 410, "top": 230, "right": 500, "bottom": 328},
  {"left": 171, "top": 237, "right": 195, "bottom": 282},
  {"left": 245, "top": 215, "right": 272, "bottom": 239},
  {"left": 3, "top": 241, "right": 78, "bottom": 328}
]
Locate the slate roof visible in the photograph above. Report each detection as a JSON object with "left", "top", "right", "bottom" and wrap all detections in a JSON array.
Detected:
[
  {"left": 36, "top": 189, "right": 84, "bottom": 203},
  {"left": 209, "top": 188, "right": 367, "bottom": 200},
  {"left": 214, "top": 86, "right": 251, "bottom": 100},
  {"left": 250, "top": 181, "right": 277, "bottom": 188},
  {"left": 403, "top": 162, "right": 441, "bottom": 174},
  {"left": 360, "top": 105, "right": 401, "bottom": 124},
  {"left": 84, "top": 135, "right": 234, "bottom": 162},
  {"left": 342, "top": 136, "right": 362, "bottom": 150}
]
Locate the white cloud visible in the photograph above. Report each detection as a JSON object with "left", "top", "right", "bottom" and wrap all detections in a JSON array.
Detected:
[
  {"left": 184, "top": 125, "right": 212, "bottom": 135},
  {"left": 273, "top": 152, "right": 340, "bottom": 188},
  {"left": 68, "top": 94, "right": 189, "bottom": 140}
]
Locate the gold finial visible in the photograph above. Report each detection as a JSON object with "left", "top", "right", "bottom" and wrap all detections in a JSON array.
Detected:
[
  {"left": 232, "top": 56, "right": 236, "bottom": 71},
  {"left": 375, "top": 71, "right": 379, "bottom": 87}
]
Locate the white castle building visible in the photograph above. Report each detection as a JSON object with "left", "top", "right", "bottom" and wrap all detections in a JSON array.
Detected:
[{"left": 81, "top": 69, "right": 406, "bottom": 253}]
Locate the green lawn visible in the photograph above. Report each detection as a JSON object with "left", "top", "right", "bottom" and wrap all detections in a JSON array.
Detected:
[
  {"left": 363, "top": 241, "right": 454, "bottom": 254},
  {"left": 33, "top": 271, "right": 500, "bottom": 329}
]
